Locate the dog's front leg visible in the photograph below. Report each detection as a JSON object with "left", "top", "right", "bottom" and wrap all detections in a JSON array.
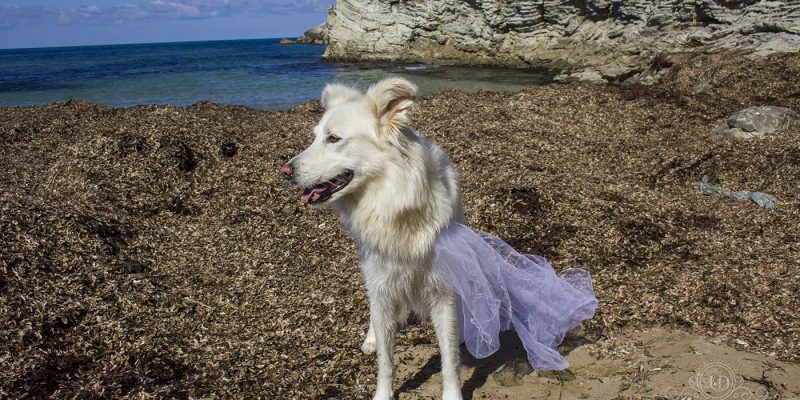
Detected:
[
  {"left": 431, "top": 291, "right": 463, "bottom": 400},
  {"left": 369, "top": 298, "right": 396, "bottom": 400},
  {"left": 361, "top": 316, "right": 376, "bottom": 354}
]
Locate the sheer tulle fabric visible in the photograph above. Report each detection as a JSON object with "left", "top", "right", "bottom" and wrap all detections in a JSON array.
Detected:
[{"left": 433, "top": 223, "right": 598, "bottom": 371}]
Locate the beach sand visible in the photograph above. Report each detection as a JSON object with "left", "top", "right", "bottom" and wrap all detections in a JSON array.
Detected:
[
  {"left": 396, "top": 327, "right": 800, "bottom": 399},
  {"left": 1, "top": 51, "right": 799, "bottom": 398}
]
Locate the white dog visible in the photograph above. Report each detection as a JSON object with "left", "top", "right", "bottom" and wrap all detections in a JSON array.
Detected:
[{"left": 282, "top": 77, "right": 465, "bottom": 400}]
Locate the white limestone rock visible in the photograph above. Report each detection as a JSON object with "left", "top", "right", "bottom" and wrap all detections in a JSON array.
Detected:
[{"left": 323, "top": 0, "right": 800, "bottom": 84}]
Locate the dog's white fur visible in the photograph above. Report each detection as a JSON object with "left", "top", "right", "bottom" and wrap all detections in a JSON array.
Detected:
[{"left": 286, "top": 78, "right": 465, "bottom": 399}]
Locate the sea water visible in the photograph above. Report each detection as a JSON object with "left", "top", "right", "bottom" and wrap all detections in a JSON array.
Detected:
[{"left": 0, "top": 38, "right": 552, "bottom": 110}]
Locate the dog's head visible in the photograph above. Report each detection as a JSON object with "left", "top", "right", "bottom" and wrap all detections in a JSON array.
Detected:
[{"left": 281, "top": 77, "right": 418, "bottom": 206}]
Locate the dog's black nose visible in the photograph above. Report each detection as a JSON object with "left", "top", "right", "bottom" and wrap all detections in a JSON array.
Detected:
[{"left": 280, "top": 162, "right": 293, "bottom": 179}]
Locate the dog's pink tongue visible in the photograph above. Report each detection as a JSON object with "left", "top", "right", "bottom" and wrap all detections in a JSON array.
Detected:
[{"left": 302, "top": 187, "right": 326, "bottom": 203}]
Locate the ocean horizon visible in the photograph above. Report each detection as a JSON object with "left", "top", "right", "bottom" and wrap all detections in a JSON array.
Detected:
[{"left": 0, "top": 38, "right": 553, "bottom": 110}]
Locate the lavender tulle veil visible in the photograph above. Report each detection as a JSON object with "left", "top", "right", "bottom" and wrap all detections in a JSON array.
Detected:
[{"left": 433, "top": 223, "right": 598, "bottom": 371}]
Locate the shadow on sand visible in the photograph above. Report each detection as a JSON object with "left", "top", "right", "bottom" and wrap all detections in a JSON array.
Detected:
[{"left": 394, "top": 330, "right": 595, "bottom": 399}]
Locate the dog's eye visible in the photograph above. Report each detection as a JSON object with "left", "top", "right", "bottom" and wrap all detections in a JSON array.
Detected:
[{"left": 327, "top": 135, "right": 341, "bottom": 144}]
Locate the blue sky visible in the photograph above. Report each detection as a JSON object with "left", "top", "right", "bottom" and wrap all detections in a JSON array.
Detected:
[{"left": 0, "top": 0, "right": 333, "bottom": 49}]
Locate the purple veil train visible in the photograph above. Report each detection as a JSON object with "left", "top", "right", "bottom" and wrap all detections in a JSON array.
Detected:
[{"left": 433, "top": 223, "right": 598, "bottom": 371}]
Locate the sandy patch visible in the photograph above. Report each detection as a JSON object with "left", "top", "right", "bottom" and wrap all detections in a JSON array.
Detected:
[{"left": 394, "top": 327, "right": 800, "bottom": 399}]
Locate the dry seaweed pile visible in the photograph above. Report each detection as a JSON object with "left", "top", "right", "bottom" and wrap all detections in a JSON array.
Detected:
[{"left": 1, "top": 51, "right": 799, "bottom": 398}]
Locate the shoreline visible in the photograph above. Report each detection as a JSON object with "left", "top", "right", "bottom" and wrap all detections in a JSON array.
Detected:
[
  {"left": 0, "top": 56, "right": 556, "bottom": 111},
  {"left": 1, "top": 51, "right": 799, "bottom": 398}
]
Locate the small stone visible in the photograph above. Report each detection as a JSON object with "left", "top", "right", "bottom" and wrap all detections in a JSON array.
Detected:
[
  {"left": 122, "top": 259, "right": 146, "bottom": 274},
  {"left": 700, "top": 176, "right": 779, "bottom": 209},
  {"left": 537, "top": 368, "right": 576, "bottom": 382},
  {"left": 220, "top": 142, "right": 238, "bottom": 157},
  {"left": 492, "top": 357, "right": 534, "bottom": 387},
  {"left": 555, "top": 69, "right": 605, "bottom": 83},
  {"left": 711, "top": 106, "right": 798, "bottom": 139},
  {"left": 177, "top": 142, "right": 197, "bottom": 172}
]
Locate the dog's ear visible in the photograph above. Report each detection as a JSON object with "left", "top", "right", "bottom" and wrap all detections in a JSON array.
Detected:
[
  {"left": 321, "top": 83, "right": 362, "bottom": 109},
  {"left": 366, "top": 77, "right": 417, "bottom": 132}
]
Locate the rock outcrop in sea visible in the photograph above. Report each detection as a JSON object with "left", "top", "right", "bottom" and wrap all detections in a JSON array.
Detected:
[
  {"left": 282, "top": 23, "right": 329, "bottom": 45},
  {"left": 323, "top": 0, "right": 800, "bottom": 83}
]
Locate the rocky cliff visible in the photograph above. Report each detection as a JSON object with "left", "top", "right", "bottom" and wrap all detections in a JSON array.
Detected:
[{"left": 323, "top": 0, "right": 800, "bottom": 83}]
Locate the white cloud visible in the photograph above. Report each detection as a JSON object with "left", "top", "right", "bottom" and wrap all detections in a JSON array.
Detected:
[{"left": 0, "top": 0, "right": 333, "bottom": 29}]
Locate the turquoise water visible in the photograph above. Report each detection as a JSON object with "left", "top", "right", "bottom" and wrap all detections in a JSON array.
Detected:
[{"left": 0, "top": 38, "right": 553, "bottom": 110}]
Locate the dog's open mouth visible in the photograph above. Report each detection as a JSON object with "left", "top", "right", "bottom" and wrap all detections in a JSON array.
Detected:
[{"left": 302, "top": 170, "right": 354, "bottom": 204}]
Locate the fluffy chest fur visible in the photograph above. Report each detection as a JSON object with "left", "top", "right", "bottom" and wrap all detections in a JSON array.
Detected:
[{"left": 333, "top": 133, "right": 462, "bottom": 264}]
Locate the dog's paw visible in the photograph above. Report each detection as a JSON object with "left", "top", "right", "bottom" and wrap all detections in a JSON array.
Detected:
[
  {"left": 360, "top": 337, "right": 376, "bottom": 354},
  {"left": 371, "top": 388, "right": 392, "bottom": 400},
  {"left": 442, "top": 388, "right": 463, "bottom": 400}
]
